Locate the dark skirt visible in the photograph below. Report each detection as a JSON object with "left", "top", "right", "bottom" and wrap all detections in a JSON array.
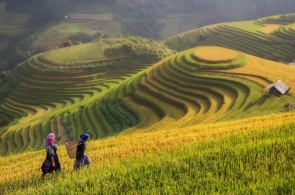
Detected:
[
  {"left": 41, "top": 154, "right": 61, "bottom": 175},
  {"left": 74, "top": 155, "right": 91, "bottom": 170}
]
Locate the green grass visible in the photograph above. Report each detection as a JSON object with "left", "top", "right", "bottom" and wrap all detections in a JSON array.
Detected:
[
  {"left": 225, "top": 21, "right": 263, "bottom": 33},
  {"left": 43, "top": 42, "right": 106, "bottom": 63}
]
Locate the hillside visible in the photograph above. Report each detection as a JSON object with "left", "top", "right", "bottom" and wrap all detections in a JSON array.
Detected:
[
  {"left": 0, "top": 37, "right": 295, "bottom": 156},
  {"left": 165, "top": 13, "right": 295, "bottom": 63},
  {"left": 2, "top": 1, "right": 295, "bottom": 72},
  {"left": 1, "top": 13, "right": 295, "bottom": 193},
  {"left": 0, "top": 36, "right": 173, "bottom": 156},
  {"left": 0, "top": 2, "right": 28, "bottom": 51},
  {"left": 1, "top": 111, "right": 295, "bottom": 194},
  {"left": 32, "top": 13, "right": 121, "bottom": 50}
]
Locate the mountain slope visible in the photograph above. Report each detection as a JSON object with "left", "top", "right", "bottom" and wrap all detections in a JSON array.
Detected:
[
  {"left": 0, "top": 36, "right": 173, "bottom": 155},
  {"left": 0, "top": 41, "right": 294, "bottom": 156},
  {"left": 165, "top": 13, "right": 295, "bottom": 63}
]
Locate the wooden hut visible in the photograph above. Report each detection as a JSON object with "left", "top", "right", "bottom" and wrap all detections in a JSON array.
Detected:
[{"left": 264, "top": 80, "right": 290, "bottom": 97}]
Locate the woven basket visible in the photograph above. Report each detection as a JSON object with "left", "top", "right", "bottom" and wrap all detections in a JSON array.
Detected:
[{"left": 65, "top": 141, "right": 78, "bottom": 159}]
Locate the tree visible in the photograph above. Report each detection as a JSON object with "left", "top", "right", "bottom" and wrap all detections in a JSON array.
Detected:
[{"left": 60, "top": 40, "right": 73, "bottom": 47}]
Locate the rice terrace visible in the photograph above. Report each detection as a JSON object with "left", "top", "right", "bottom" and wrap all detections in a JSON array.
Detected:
[{"left": 1, "top": 11, "right": 295, "bottom": 194}]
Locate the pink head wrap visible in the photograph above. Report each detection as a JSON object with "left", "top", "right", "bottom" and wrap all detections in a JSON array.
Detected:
[
  {"left": 46, "top": 133, "right": 55, "bottom": 144},
  {"left": 47, "top": 133, "right": 55, "bottom": 140}
]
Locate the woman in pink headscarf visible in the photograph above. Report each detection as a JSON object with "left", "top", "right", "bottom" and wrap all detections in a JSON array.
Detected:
[{"left": 41, "top": 133, "right": 61, "bottom": 176}]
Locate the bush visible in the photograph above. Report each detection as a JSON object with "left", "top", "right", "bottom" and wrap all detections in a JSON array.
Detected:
[
  {"left": 0, "top": 71, "right": 19, "bottom": 102},
  {"left": 60, "top": 40, "right": 73, "bottom": 47},
  {"left": 68, "top": 32, "right": 101, "bottom": 44}
]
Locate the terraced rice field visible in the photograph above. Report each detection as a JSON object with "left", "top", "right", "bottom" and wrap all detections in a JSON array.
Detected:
[
  {"left": 33, "top": 12, "right": 121, "bottom": 49},
  {"left": 0, "top": 38, "right": 171, "bottom": 155},
  {"left": 165, "top": 14, "right": 295, "bottom": 63},
  {"left": 1, "top": 42, "right": 294, "bottom": 156},
  {"left": 33, "top": 26, "right": 77, "bottom": 49}
]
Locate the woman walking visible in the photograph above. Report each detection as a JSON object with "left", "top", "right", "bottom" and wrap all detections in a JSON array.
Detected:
[
  {"left": 74, "top": 133, "right": 91, "bottom": 170},
  {"left": 41, "top": 133, "right": 61, "bottom": 176}
]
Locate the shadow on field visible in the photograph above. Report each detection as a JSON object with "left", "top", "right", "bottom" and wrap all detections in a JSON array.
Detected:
[{"left": 244, "top": 95, "right": 269, "bottom": 111}]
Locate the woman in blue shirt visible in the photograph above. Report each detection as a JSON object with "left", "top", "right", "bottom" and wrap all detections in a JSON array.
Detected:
[{"left": 74, "top": 133, "right": 91, "bottom": 170}]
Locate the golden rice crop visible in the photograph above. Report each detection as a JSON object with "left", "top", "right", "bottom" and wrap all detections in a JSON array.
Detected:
[
  {"left": 217, "top": 54, "right": 295, "bottom": 93},
  {"left": 193, "top": 46, "right": 238, "bottom": 63},
  {"left": 258, "top": 24, "right": 282, "bottom": 34},
  {"left": 1, "top": 111, "right": 295, "bottom": 194}
]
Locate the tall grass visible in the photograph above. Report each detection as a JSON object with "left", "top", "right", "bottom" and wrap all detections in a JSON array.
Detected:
[{"left": 1, "top": 112, "right": 295, "bottom": 194}]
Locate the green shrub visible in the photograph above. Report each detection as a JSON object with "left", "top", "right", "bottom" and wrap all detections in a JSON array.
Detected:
[{"left": 0, "top": 71, "right": 19, "bottom": 102}]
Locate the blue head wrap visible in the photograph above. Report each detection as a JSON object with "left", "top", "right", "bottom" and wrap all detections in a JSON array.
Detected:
[{"left": 80, "top": 133, "right": 90, "bottom": 142}]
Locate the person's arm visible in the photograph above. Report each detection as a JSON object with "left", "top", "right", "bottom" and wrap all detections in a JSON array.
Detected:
[
  {"left": 83, "top": 143, "right": 87, "bottom": 156},
  {"left": 51, "top": 156, "right": 55, "bottom": 167}
]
